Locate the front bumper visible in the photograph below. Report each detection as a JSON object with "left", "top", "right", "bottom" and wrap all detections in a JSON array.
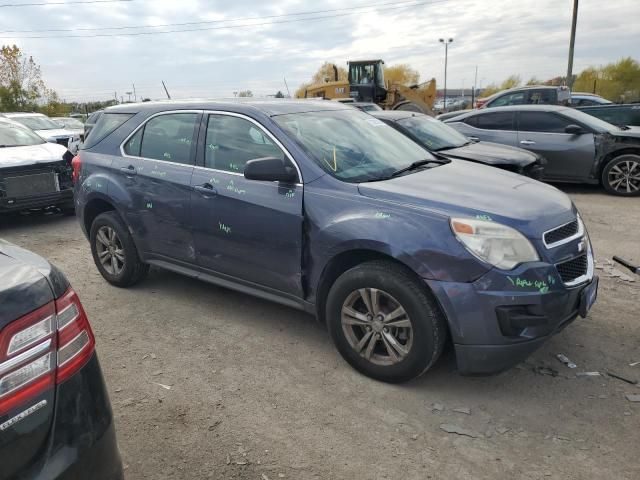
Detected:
[
  {"left": 426, "top": 260, "right": 597, "bottom": 375},
  {"left": 0, "top": 190, "right": 73, "bottom": 213}
]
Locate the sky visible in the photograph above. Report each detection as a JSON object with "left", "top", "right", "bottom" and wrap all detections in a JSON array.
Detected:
[{"left": 0, "top": 0, "right": 638, "bottom": 102}]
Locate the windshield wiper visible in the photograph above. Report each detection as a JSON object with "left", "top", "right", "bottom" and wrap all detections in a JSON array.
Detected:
[{"left": 389, "top": 158, "right": 449, "bottom": 178}]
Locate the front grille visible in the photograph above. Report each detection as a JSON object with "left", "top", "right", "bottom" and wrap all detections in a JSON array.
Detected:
[
  {"left": 4, "top": 172, "right": 58, "bottom": 198},
  {"left": 56, "top": 137, "right": 70, "bottom": 147},
  {"left": 544, "top": 220, "right": 578, "bottom": 246},
  {"left": 556, "top": 254, "right": 588, "bottom": 284}
]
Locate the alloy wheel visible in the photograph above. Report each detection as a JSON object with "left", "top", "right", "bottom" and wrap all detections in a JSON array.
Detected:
[
  {"left": 608, "top": 156, "right": 640, "bottom": 194},
  {"left": 341, "top": 288, "right": 413, "bottom": 366},
  {"left": 95, "top": 226, "right": 125, "bottom": 276}
]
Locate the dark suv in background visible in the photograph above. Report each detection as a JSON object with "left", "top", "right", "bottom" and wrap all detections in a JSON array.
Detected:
[{"left": 73, "top": 100, "right": 597, "bottom": 382}]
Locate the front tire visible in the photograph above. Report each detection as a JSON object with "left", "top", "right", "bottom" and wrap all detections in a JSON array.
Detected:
[
  {"left": 326, "top": 260, "right": 447, "bottom": 383},
  {"left": 601, "top": 154, "right": 640, "bottom": 196},
  {"left": 90, "top": 211, "right": 149, "bottom": 287}
]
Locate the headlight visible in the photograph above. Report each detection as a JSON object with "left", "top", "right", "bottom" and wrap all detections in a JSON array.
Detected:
[{"left": 450, "top": 218, "right": 540, "bottom": 270}]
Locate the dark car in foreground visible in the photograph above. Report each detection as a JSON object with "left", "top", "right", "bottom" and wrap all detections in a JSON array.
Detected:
[
  {"left": 371, "top": 110, "right": 545, "bottom": 178},
  {"left": 445, "top": 105, "right": 640, "bottom": 196},
  {"left": 0, "top": 118, "right": 75, "bottom": 214},
  {"left": 0, "top": 240, "right": 122, "bottom": 479},
  {"left": 74, "top": 100, "right": 597, "bottom": 382}
]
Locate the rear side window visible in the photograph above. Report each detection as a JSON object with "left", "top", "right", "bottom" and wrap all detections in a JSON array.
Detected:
[
  {"left": 133, "top": 113, "right": 198, "bottom": 165},
  {"left": 84, "top": 113, "right": 133, "bottom": 148},
  {"left": 527, "top": 89, "right": 555, "bottom": 105},
  {"left": 518, "top": 112, "right": 573, "bottom": 133},
  {"left": 489, "top": 92, "right": 525, "bottom": 107},
  {"left": 475, "top": 112, "right": 514, "bottom": 130}
]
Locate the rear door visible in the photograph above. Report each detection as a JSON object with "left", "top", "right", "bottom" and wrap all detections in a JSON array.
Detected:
[
  {"left": 516, "top": 111, "right": 595, "bottom": 180},
  {"left": 190, "top": 112, "right": 304, "bottom": 296},
  {"left": 458, "top": 111, "right": 518, "bottom": 146},
  {"left": 114, "top": 111, "right": 201, "bottom": 262}
]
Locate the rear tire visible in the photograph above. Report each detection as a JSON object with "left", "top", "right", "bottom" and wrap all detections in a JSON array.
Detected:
[
  {"left": 601, "top": 154, "right": 640, "bottom": 196},
  {"left": 90, "top": 211, "right": 149, "bottom": 287},
  {"left": 326, "top": 260, "right": 447, "bottom": 383}
]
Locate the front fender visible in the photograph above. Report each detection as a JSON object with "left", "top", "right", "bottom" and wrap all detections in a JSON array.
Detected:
[{"left": 304, "top": 183, "right": 490, "bottom": 295}]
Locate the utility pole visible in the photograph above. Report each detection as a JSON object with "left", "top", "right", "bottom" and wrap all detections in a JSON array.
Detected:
[
  {"left": 125, "top": 91, "right": 132, "bottom": 102},
  {"left": 132, "top": 83, "right": 137, "bottom": 102},
  {"left": 283, "top": 77, "right": 291, "bottom": 98},
  {"left": 162, "top": 81, "right": 171, "bottom": 99},
  {"left": 566, "top": 0, "right": 579, "bottom": 89},
  {"left": 439, "top": 38, "right": 453, "bottom": 109},
  {"left": 472, "top": 65, "right": 478, "bottom": 107},
  {"left": 114, "top": 91, "right": 118, "bottom": 103}
]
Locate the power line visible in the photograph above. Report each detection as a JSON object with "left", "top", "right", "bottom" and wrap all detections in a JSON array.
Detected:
[
  {"left": 0, "top": 0, "right": 429, "bottom": 33},
  {"left": 0, "top": 0, "right": 450, "bottom": 39},
  {"left": 0, "top": 0, "right": 131, "bottom": 7}
]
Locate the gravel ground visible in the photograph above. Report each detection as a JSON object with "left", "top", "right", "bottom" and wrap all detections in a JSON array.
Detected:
[{"left": 1, "top": 184, "right": 639, "bottom": 480}]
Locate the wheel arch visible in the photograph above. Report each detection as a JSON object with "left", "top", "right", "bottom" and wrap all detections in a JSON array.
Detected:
[
  {"left": 83, "top": 196, "right": 118, "bottom": 235},
  {"left": 598, "top": 147, "right": 640, "bottom": 182}
]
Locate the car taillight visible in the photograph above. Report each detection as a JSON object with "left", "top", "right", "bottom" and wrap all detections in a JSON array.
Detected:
[
  {"left": 71, "top": 154, "right": 81, "bottom": 184},
  {"left": 0, "top": 288, "right": 95, "bottom": 415}
]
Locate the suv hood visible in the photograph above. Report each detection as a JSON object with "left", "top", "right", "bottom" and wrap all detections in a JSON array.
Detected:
[
  {"left": 440, "top": 141, "right": 540, "bottom": 167},
  {"left": 0, "top": 143, "right": 68, "bottom": 168},
  {"left": 358, "top": 159, "right": 575, "bottom": 238},
  {"left": 34, "top": 128, "right": 76, "bottom": 139}
]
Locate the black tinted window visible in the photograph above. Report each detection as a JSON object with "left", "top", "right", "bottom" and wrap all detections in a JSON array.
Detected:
[
  {"left": 527, "top": 89, "right": 555, "bottom": 104},
  {"left": 490, "top": 92, "right": 525, "bottom": 107},
  {"left": 518, "top": 112, "right": 572, "bottom": 133},
  {"left": 84, "top": 113, "right": 133, "bottom": 148},
  {"left": 475, "top": 112, "right": 514, "bottom": 130},
  {"left": 139, "top": 113, "right": 198, "bottom": 165},
  {"left": 205, "top": 115, "right": 284, "bottom": 172}
]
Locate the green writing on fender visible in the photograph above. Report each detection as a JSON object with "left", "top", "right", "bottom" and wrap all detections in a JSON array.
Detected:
[{"left": 507, "top": 276, "right": 550, "bottom": 293}]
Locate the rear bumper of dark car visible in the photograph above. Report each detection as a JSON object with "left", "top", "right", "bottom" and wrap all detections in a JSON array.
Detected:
[
  {"left": 0, "top": 190, "right": 73, "bottom": 213},
  {"left": 426, "top": 264, "right": 597, "bottom": 375},
  {"left": 15, "top": 354, "right": 123, "bottom": 480}
]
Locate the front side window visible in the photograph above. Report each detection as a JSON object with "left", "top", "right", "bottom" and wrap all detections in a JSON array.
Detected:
[
  {"left": 490, "top": 92, "right": 525, "bottom": 107},
  {"left": 475, "top": 112, "right": 515, "bottom": 130},
  {"left": 518, "top": 112, "right": 572, "bottom": 133},
  {"left": 204, "top": 115, "right": 285, "bottom": 173},
  {"left": 135, "top": 113, "right": 198, "bottom": 165},
  {"left": 274, "top": 109, "right": 434, "bottom": 183}
]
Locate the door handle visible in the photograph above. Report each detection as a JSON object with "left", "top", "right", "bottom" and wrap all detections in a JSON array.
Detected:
[
  {"left": 520, "top": 140, "right": 536, "bottom": 146},
  {"left": 120, "top": 166, "right": 137, "bottom": 176},
  {"left": 194, "top": 184, "right": 217, "bottom": 197}
]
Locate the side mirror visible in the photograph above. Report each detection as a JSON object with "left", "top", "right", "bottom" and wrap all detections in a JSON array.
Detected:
[
  {"left": 565, "top": 124, "right": 584, "bottom": 135},
  {"left": 46, "top": 137, "right": 58, "bottom": 144},
  {"left": 244, "top": 157, "right": 297, "bottom": 183}
]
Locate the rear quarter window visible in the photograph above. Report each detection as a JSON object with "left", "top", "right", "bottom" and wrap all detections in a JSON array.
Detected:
[{"left": 84, "top": 113, "right": 135, "bottom": 149}]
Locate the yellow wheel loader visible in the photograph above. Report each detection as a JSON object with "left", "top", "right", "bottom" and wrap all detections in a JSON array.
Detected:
[{"left": 303, "top": 60, "right": 436, "bottom": 114}]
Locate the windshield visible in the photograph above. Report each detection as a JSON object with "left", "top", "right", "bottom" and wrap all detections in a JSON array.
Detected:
[
  {"left": 55, "top": 118, "right": 84, "bottom": 129},
  {"left": 0, "top": 121, "right": 45, "bottom": 147},
  {"left": 558, "top": 107, "right": 617, "bottom": 132},
  {"left": 12, "top": 116, "right": 61, "bottom": 131},
  {"left": 273, "top": 109, "right": 434, "bottom": 182},
  {"left": 396, "top": 115, "right": 469, "bottom": 150}
]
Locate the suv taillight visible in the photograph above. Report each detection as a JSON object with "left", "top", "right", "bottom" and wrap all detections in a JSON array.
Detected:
[
  {"left": 71, "top": 154, "right": 81, "bottom": 184},
  {"left": 0, "top": 288, "right": 95, "bottom": 415}
]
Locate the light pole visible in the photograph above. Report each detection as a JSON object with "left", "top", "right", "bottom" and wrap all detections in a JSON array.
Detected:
[{"left": 439, "top": 38, "right": 453, "bottom": 109}]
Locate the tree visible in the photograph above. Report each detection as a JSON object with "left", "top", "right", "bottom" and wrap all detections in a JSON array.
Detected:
[
  {"left": 526, "top": 76, "right": 541, "bottom": 86},
  {"left": 0, "top": 44, "right": 46, "bottom": 110},
  {"left": 573, "top": 57, "right": 640, "bottom": 102},
  {"left": 478, "top": 75, "right": 522, "bottom": 98},
  {"left": 311, "top": 62, "right": 347, "bottom": 84},
  {"left": 238, "top": 90, "right": 253, "bottom": 97},
  {"left": 275, "top": 90, "right": 285, "bottom": 98},
  {"left": 384, "top": 63, "right": 420, "bottom": 86}
]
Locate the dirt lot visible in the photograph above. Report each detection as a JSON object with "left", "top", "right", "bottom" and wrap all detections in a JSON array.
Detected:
[{"left": 2, "top": 184, "right": 639, "bottom": 480}]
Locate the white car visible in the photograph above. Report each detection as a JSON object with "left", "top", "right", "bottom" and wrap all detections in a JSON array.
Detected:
[
  {"left": 0, "top": 117, "right": 75, "bottom": 213},
  {"left": 1, "top": 112, "right": 81, "bottom": 155}
]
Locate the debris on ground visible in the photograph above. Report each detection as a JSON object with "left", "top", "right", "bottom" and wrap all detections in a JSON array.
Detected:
[
  {"left": 439, "top": 423, "right": 479, "bottom": 438},
  {"left": 607, "top": 371, "right": 638, "bottom": 385},
  {"left": 533, "top": 366, "right": 559, "bottom": 377},
  {"left": 262, "top": 474, "right": 270, "bottom": 480},
  {"left": 208, "top": 420, "right": 222, "bottom": 431},
  {"left": 625, "top": 394, "right": 640, "bottom": 403},
  {"left": 629, "top": 361, "right": 640, "bottom": 367},
  {"left": 431, "top": 403, "right": 444, "bottom": 412},
  {"left": 452, "top": 407, "right": 471, "bottom": 415},
  {"left": 496, "top": 427, "right": 511, "bottom": 435},
  {"left": 151, "top": 370, "right": 163, "bottom": 376},
  {"left": 152, "top": 382, "right": 172, "bottom": 390},
  {"left": 576, "top": 372, "right": 601, "bottom": 377},
  {"left": 556, "top": 354, "right": 577, "bottom": 368}
]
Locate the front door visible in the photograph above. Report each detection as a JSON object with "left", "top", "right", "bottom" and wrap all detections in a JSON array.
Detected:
[
  {"left": 516, "top": 111, "right": 595, "bottom": 180},
  {"left": 115, "top": 111, "right": 201, "bottom": 262},
  {"left": 190, "top": 113, "right": 304, "bottom": 296}
]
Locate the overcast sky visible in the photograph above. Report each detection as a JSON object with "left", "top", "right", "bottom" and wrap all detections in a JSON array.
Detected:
[{"left": 1, "top": 0, "right": 638, "bottom": 102}]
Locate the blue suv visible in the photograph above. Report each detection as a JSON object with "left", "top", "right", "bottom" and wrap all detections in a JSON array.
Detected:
[{"left": 73, "top": 100, "right": 598, "bottom": 382}]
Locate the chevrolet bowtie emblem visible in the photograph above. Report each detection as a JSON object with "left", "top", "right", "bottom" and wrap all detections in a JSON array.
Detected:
[{"left": 578, "top": 240, "right": 585, "bottom": 253}]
